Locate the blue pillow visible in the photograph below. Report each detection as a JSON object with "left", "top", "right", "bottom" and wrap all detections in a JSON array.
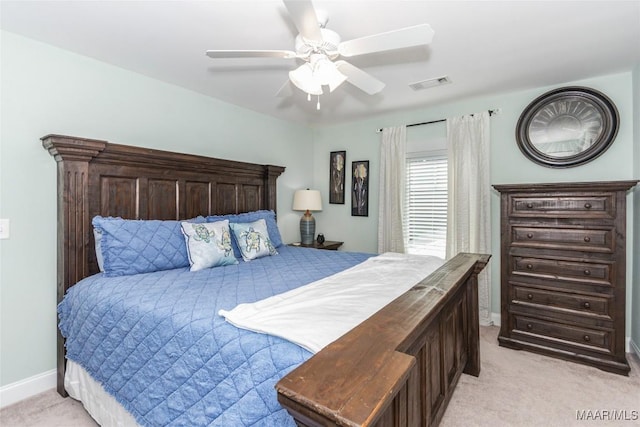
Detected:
[
  {"left": 92, "top": 216, "right": 205, "bottom": 276},
  {"left": 181, "top": 220, "right": 238, "bottom": 271},
  {"left": 206, "top": 210, "right": 283, "bottom": 258},
  {"left": 229, "top": 219, "right": 278, "bottom": 261}
]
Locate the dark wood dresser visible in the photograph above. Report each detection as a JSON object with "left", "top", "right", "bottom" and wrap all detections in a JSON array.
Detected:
[{"left": 493, "top": 180, "right": 637, "bottom": 375}]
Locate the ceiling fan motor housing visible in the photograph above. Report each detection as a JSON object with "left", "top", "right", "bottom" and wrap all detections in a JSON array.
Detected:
[{"left": 295, "top": 28, "right": 341, "bottom": 60}]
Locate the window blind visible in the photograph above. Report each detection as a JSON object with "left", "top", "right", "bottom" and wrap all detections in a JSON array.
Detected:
[{"left": 405, "top": 152, "right": 447, "bottom": 258}]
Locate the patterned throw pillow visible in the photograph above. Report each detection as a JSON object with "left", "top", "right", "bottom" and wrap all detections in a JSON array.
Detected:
[
  {"left": 181, "top": 220, "right": 238, "bottom": 271},
  {"left": 206, "top": 210, "right": 283, "bottom": 258},
  {"left": 229, "top": 219, "right": 278, "bottom": 261}
]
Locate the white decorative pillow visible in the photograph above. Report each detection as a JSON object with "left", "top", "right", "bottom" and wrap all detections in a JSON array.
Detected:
[
  {"left": 181, "top": 220, "right": 238, "bottom": 271},
  {"left": 229, "top": 219, "right": 278, "bottom": 261}
]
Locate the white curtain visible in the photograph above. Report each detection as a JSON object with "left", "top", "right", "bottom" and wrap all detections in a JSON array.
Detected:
[
  {"left": 377, "top": 126, "right": 407, "bottom": 253},
  {"left": 446, "top": 112, "right": 492, "bottom": 325}
]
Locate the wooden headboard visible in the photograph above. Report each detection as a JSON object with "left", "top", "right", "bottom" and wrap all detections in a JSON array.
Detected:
[
  {"left": 43, "top": 134, "right": 284, "bottom": 394},
  {"left": 43, "top": 133, "right": 285, "bottom": 290}
]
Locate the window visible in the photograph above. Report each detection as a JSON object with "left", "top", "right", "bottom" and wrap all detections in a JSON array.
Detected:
[{"left": 405, "top": 151, "right": 447, "bottom": 258}]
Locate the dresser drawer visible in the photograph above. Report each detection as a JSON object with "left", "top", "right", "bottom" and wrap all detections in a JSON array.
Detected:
[
  {"left": 509, "top": 195, "right": 615, "bottom": 219},
  {"left": 511, "top": 226, "right": 614, "bottom": 253},
  {"left": 512, "top": 284, "right": 611, "bottom": 318},
  {"left": 512, "top": 315, "right": 611, "bottom": 352},
  {"left": 511, "top": 256, "right": 613, "bottom": 287}
]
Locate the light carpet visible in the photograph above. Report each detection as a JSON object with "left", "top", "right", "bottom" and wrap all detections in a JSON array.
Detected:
[{"left": 1, "top": 326, "right": 638, "bottom": 426}]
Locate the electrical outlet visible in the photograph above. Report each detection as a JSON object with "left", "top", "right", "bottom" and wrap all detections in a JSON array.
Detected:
[{"left": 0, "top": 219, "right": 10, "bottom": 239}]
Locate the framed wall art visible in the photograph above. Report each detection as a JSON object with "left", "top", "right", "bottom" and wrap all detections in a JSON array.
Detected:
[
  {"left": 329, "top": 151, "right": 346, "bottom": 204},
  {"left": 351, "top": 160, "right": 369, "bottom": 217}
]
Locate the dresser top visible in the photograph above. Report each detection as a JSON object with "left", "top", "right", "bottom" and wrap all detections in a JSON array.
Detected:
[{"left": 493, "top": 180, "right": 638, "bottom": 193}]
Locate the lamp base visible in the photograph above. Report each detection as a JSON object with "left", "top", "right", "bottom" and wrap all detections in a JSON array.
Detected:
[{"left": 299, "top": 211, "right": 315, "bottom": 245}]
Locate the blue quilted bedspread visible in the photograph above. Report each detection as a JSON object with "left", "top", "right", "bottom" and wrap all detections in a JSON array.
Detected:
[{"left": 58, "top": 246, "right": 372, "bottom": 426}]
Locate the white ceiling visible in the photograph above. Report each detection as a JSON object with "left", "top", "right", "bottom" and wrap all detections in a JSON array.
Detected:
[{"left": 2, "top": 1, "right": 639, "bottom": 126}]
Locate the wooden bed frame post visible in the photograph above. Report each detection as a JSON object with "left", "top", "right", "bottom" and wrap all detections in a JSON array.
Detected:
[
  {"left": 463, "top": 263, "right": 484, "bottom": 377},
  {"left": 265, "top": 165, "right": 282, "bottom": 212},
  {"left": 42, "top": 135, "right": 107, "bottom": 396}
]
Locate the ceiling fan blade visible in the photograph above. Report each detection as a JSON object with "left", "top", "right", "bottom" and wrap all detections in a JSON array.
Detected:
[
  {"left": 206, "top": 50, "right": 297, "bottom": 59},
  {"left": 275, "top": 80, "right": 294, "bottom": 98},
  {"left": 283, "top": 0, "right": 323, "bottom": 42},
  {"left": 335, "top": 61, "right": 385, "bottom": 95},
  {"left": 338, "top": 24, "right": 434, "bottom": 57}
]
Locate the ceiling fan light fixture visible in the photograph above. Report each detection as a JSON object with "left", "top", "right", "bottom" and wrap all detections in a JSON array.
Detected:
[
  {"left": 289, "top": 54, "right": 347, "bottom": 98},
  {"left": 289, "top": 63, "right": 323, "bottom": 96},
  {"left": 310, "top": 54, "right": 347, "bottom": 92},
  {"left": 327, "top": 70, "right": 347, "bottom": 93}
]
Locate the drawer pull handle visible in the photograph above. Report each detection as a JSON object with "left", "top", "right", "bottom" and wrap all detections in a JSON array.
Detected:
[
  {"left": 526, "top": 264, "right": 533, "bottom": 270},
  {"left": 584, "top": 236, "right": 591, "bottom": 242},
  {"left": 584, "top": 269, "right": 591, "bottom": 276},
  {"left": 527, "top": 294, "right": 533, "bottom": 300},
  {"left": 526, "top": 233, "right": 533, "bottom": 239},
  {"left": 584, "top": 202, "right": 592, "bottom": 209},
  {"left": 526, "top": 323, "right": 533, "bottom": 330},
  {"left": 526, "top": 203, "right": 533, "bottom": 209},
  {"left": 583, "top": 335, "right": 591, "bottom": 342},
  {"left": 583, "top": 302, "right": 591, "bottom": 309}
]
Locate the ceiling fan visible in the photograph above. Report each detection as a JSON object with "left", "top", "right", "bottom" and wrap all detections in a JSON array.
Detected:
[{"left": 205, "top": 0, "right": 434, "bottom": 109}]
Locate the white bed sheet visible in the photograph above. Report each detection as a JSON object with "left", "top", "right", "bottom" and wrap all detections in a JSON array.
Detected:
[
  {"left": 65, "top": 360, "right": 139, "bottom": 427},
  {"left": 220, "top": 252, "right": 444, "bottom": 353}
]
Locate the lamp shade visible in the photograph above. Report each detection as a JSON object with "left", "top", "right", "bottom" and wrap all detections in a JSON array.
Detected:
[{"left": 292, "top": 189, "right": 322, "bottom": 211}]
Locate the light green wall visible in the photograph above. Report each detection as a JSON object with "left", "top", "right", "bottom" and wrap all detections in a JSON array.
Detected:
[
  {"left": 1, "top": 29, "right": 638, "bottom": 391},
  {"left": 632, "top": 63, "right": 640, "bottom": 352},
  {"left": 311, "top": 72, "right": 636, "bottom": 332},
  {"left": 0, "top": 31, "right": 314, "bottom": 387}
]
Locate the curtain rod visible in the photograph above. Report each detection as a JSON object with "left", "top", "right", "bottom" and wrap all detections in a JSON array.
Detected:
[{"left": 375, "top": 109, "right": 498, "bottom": 133}]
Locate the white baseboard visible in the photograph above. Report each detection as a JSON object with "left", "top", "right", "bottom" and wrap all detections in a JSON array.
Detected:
[
  {"left": 490, "top": 312, "right": 501, "bottom": 326},
  {"left": 0, "top": 369, "right": 56, "bottom": 409}
]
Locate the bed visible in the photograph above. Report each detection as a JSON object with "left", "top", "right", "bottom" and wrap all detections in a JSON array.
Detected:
[{"left": 44, "top": 134, "right": 490, "bottom": 427}]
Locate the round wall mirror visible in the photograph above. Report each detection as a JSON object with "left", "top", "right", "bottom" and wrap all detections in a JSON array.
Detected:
[{"left": 516, "top": 86, "right": 619, "bottom": 168}]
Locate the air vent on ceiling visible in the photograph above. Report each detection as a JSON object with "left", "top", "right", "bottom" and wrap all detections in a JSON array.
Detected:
[{"left": 409, "top": 76, "right": 451, "bottom": 91}]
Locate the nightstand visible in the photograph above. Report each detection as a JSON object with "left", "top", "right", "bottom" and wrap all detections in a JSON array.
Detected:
[{"left": 290, "top": 240, "right": 343, "bottom": 251}]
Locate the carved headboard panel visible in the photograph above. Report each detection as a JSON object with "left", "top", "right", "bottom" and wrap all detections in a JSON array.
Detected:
[{"left": 43, "top": 134, "right": 285, "bottom": 291}]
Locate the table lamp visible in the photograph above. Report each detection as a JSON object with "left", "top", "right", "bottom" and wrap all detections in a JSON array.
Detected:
[{"left": 292, "top": 189, "right": 322, "bottom": 244}]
